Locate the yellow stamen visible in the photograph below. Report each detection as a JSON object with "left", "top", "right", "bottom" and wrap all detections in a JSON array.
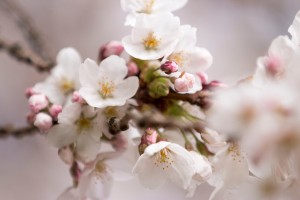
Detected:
[
  {"left": 76, "top": 118, "right": 91, "bottom": 133},
  {"left": 168, "top": 52, "right": 186, "bottom": 67},
  {"left": 99, "top": 80, "right": 115, "bottom": 98},
  {"left": 154, "top": 148, "right": 174, "bottom": 170},
  {"left": 143, "top": 32, "right": 161, "bottom": 50},
  {"left": 139, "top": 0, "right": 155, "bottom": 14},
  {"left": 59, "top": 78, "right": 74, "bottom": 94}
]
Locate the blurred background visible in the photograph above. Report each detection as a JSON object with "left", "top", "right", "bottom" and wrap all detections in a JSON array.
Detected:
[{"left": 0, "top": 0, "right": 300, "bottom": 199}]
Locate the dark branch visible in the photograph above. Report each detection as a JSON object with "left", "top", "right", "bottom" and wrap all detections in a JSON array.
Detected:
[
  {"left": 0, "top": 38, "right": 54, "bottom": 72},
  {"left": 0, "top": 126, "right": 37, "bottom": 138},
  {"left": 0, "top": 0, "right": 52, "bottom": 61}
]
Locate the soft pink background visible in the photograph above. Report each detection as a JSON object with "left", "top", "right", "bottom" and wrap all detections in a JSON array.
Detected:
[{"left": 0, "top": 0, "right": 300, "bottom": 199}]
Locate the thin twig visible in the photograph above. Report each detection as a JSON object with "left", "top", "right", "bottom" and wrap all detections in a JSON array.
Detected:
[
  {"left": 0, "top": 126, "right": 37, "bottom": 138},
  {"left": 0, "top": 37, "right": 54, "bottom": 72},
  {"left": 0, "top": 0, "right": 52, "bottom": 61}
]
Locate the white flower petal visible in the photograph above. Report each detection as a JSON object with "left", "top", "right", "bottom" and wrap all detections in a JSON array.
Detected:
[
  {"left": 56, "top": 47, "right": 82, "bottom": 70},
  {"left": 58, "top": 103, "right": 82, "bottom": 125},
  {"left": 76, "top": 134, "right": 101, "bottom": 162},
  {"left": 144, "top": 141, "right": 171, "bottom": 155},
  {"left": 132, "top": 153, "right": 166, "bottom": 189},
  {"left": 47, "top": 124, "right": 77, "bottom": 148},
  {"left": 184, "top": 47, "right": 213, "bottom": 73},
  {"left": 288, "top": 10, "right": 300, "bottom": 46},
  {"left": 114, "top": 76, "right": 139, "bottom": 100},
  {"left": 80, "top": 58, "right": 99, "bottom": 89},
  {"left": 98, "top": 55, "right": 128, "bottom": 83}
]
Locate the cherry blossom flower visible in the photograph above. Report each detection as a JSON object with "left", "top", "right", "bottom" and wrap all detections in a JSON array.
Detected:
[
  {"left": 122, "top": 13, "right": 180, "bottom": 60},
  {"left": 253, "top": 36, "right": 296, "bottom": 85},
  {"left": 47, "top": 103, "right": 102, "bottom": 162},
  {"left": 164, "top": 25, "right": 213, "bottom": 74},
  {"left": 121, "top": 0, "right": 188, "bottom": 26},
  {"left": 132, "top": 141, "right": 195, "bottom": 189},
  {"left": 208, "top": 143, "right": 249, "bottom": 200},
  {"left": 34, "top": 47, "right": 82, "bottom": 105},
  {"left": 79, "top": 55, "right": 139, "bottom": 108}
]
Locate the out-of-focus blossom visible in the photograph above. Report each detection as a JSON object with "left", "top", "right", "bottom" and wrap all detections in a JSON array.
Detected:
[
  {"left": 34, "top": 48, "right": 82, "bottom": 105},
  {"left": 122, "top": 13, "right": 180, "bottom": 60},
  {"left": 121, "top": 0, "right": 188, "bottom": 26},
  {"left": 79, "top": 56, "right": 139, "bottom": 108}
]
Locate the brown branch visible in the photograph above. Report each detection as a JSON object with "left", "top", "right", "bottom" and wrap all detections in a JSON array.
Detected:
[
  {"left": 0, "top": 126, "right": 37, "bottom": 138},
  {"left": 0, "top": 0, "right": 52, "bottom": 61},
  {"left": 0, "top": 38, "right": 54, "bottom": 72}
]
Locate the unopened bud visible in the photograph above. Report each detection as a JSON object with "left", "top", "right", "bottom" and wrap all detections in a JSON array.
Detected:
[
  {"left": 148, "top": 77, "right": 170, "bottom": 98},
  {"left": 72, "top": 91, "right": 86, "bottom": 104},
  {"left": 127, "top": 61, "right": 139, "bottom": 76},
  {"left": 49, "top": 104, "right": 62, "bottom": 119},
  {"left": 143, "top": 128, "right": 158, "bottom": 144},
  {"left": 197, "top": 72, "right": 208, "bottom": 84},
  {"left": 34, "top": 112, "right": 53, "bottom": 132},
  {"left": 28, "top": 94, "right": 49, "bottom": 113},
  {"left": 174, "top": 73, "right": 195, "bottom": 93},
  {"left": 265, "top": 55, "right": 282, "bottom": 76},
  {"left": 25, "top": 87, "right": 38, "bottom": 99},
  {"left": 98, "top": 41, "right": 124, "bottom": 61},
  {"left": 58, "top": 146, "right": 74, "bottom": 165},
  {"left": 160, "top": 61, "right": 178, "bottom": 74}
]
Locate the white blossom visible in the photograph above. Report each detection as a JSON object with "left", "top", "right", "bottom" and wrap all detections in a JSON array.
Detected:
[
  {"left": 164, "top": 25, "right": 213, "bottom": 74},
  {"left": 34, "top": 47, "right": 82, "bottom": 105},
  {"left": 122, "top": 13, "right": 180, "bottom": 60},
  {"left": 47, "top": 103, "right": 101, "bottom": 162},
  {"left": 132, "top": 141, "right": 195, "bottom": 189},
  {"left": 79, "top": 56, "right": 139, "bottom": 108},
  {"left": 121, "top": 0, "right": 188, "bottom": 26}
]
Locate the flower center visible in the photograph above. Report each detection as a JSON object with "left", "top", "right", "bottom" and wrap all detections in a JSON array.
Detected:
[
  {"left": 154, "top": 148, "right": 174, "bottom": 170},
  {"left": 143, "top": 32, "right": 161, "bottom": 50},
  {"left": 139, "top": 0, "right": 155, "bottom": 14},
  {"left": 99, "top": 80, "right": 115, "bottom": 98},
  {"left": 168, "top": 52, "right": 186, "bottom": 67},
  {"left": 59, "top": 78, "right": 74, "bottom": 94},
  {"left": 228, "top": 143, "right": 243, "bottom": 163},
  {"left": 76, "top": 117, "right": 91, "bottom": 133}
]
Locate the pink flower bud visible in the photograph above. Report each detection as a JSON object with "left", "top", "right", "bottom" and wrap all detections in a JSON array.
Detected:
[
  {"left": 127, "top": 61, "right": 139, "bottom": 76},
  {"left": 160, "top": 61, "right": 179, "bottom": 74},
  {"left": 72, "top": 91, "right": 86, "bottom": 104},
  {"left": 174, "top": 73, "right": 195, "bottom": 93},
  {"left": 49, "top": 104, "right": 62, "bottom": 119},
  {"left": 141, "top": 128, "right": 158, "bottom": 145},
  {"left": 206, "top": 80, "right": 227, "bottom": 90},
  {"left": 58, "top": 146, "right": 74, "bottom": 165},
  {"left": 26, "top": 112, "right": 36, "bottom": 124},
  {"left": 98, "top": 41, "right": 124, "bottom": 61},
  {"left": 265, "top": 55, "right": 282, "bottom": 76},
  {"left": 28, "top": 94, "right": 49, "bottom": 113},
  {"left": 197, "top": 72, "right": 208, "bottom": 84},
  {"left": 25, "top": 87, "right": 38, "bottom": 98},
  {"left": 34, "top": 113, "right": 53, "bottom": 132}
]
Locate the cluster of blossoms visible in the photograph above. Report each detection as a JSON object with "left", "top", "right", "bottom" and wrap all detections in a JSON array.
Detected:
[{"left": 25, "top": 1, "right": 300, "bottom": 200}]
